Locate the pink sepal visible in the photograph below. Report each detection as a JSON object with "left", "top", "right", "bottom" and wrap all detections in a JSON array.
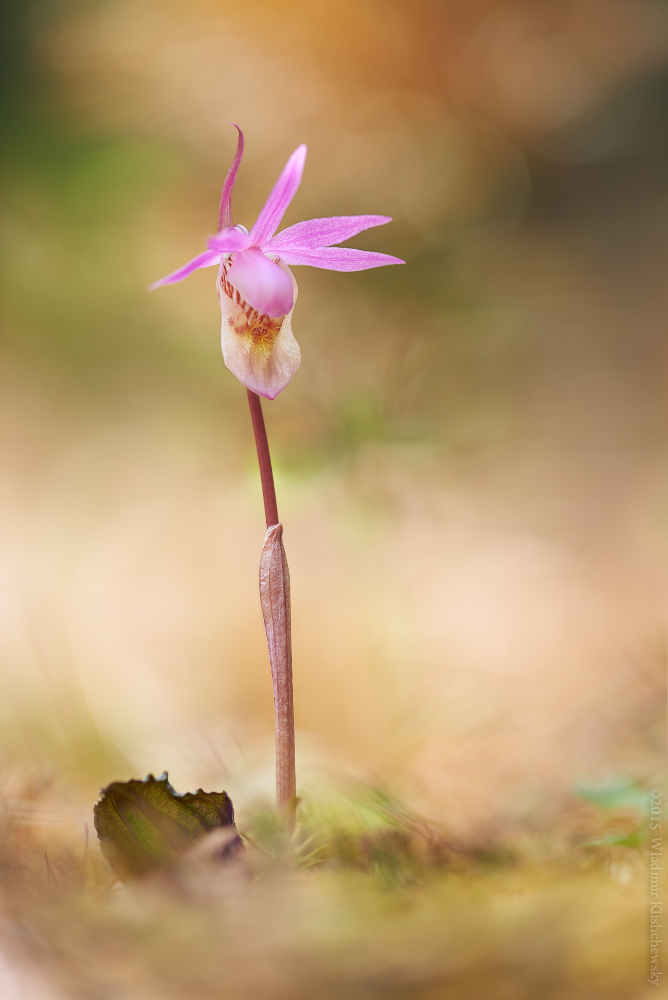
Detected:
[
  {"left": 275, "top": 246, "right": 405, "bottom": 271},
  {"left": 148, "top": 249, "right": 222, "bottom": 290},
  {"left": 250, "top": 145, "right": 307, "bottom": 246},
  {"left": 269, "top": 215, "right": 392, "bottom": 251},
  {"left": 218, "top": 124, "right": 244, "bottom": 231}
]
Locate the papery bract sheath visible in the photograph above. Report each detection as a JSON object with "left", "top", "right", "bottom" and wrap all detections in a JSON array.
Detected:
[{"left": 259, "top": 524, "right": 295, "bottom": 815}]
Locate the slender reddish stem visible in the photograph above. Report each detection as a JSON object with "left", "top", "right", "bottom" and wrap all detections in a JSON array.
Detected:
[
  {"left": 246, "top": 389, "right": 295, "bottom": 825},
  {"left": 246, "top": 390, "right": 279, "bottom": 527}
]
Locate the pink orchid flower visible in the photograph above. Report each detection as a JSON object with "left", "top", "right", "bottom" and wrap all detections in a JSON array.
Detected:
[{"left": 150, "top": 125, "right": 404, "bottom": 399}]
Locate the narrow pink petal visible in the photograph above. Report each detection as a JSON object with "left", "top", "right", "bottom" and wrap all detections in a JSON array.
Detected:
[
  {"left": 207, "top": 226, "right": 252, "bottom": 253},
  {"left": 249, "top": 145, "right": 307, "bottom": 245},
  {"left": 268, "top": 215, "right": 392, "bottom": 251},
  {"left": 227, "top": 247, "right": 294, "bottom": 317},
  {"left": 219, "top": 260, "right": 301, "bottom": 399},
  {"left": 218, "top": 123, "right": 244, "bottom": 230},
  {"left": 149, "top": 249, "right": 222, "bottom": 290},
  {"left": 275, "top": 246, "right": 405, "bottom": 271}
]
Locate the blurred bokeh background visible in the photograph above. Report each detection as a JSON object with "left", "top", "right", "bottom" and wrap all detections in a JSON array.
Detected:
[{"left": 1, "top": 0, "right": 666, "bottom": 837}]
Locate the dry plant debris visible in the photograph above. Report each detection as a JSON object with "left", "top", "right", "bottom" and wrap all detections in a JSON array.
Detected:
[{"left": 0, "top": 774, "right": 649, "bottom": 999}]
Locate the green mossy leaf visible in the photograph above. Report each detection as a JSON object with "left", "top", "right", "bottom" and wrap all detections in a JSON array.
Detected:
[{"left": 93, "top": 772, "right": 239, "bottom": 878}]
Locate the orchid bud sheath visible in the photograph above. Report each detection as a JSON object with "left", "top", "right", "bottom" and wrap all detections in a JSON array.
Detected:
[{"left": 259, "top": 524, "right": 296, "bottom": 822}]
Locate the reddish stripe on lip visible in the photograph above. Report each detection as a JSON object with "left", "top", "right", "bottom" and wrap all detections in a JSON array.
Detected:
[{"left": 220, "top": 263, "right": 285, "bottom": 327}]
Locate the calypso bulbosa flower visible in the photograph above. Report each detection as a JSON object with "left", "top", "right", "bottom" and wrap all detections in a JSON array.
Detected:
[
  {"left": 150, "top": 125, "right": 404, "bottom": 399},
  {"left": 150, "top": 126, "right": 403, "bottom": 824}
]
